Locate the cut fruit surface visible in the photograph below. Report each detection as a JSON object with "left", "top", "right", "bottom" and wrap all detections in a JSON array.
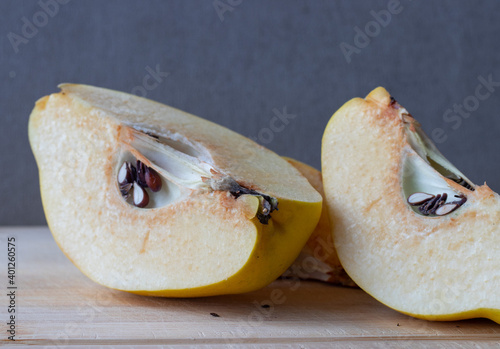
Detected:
[
  {"left": 29, "top": 84, "right": 322, "bottom": 297},
  {"left": 322, "top": 87, "right": 500, "bottom": 323},
  {"left": 282, "top": 158, "right": 355, "bottom": 287}
]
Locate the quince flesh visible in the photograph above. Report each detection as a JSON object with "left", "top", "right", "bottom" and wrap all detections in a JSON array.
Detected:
[
  {"left": 322, "top": 87, "right": 500, "bottom": 323},
  {"left": 29, "top": 84, "right": 322, "bottom": 297},
  {"left": 283, "top": 157, "right": 355, "bottom": 287}
]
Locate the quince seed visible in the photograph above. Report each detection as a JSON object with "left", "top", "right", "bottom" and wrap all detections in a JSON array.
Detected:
[
  {"left": 136, "top": 160, "right": 149, "bottom": 189},
  {"left": 133, "top": 182, "right": 149, "bottom": 208},
  {"left": 407, "top": 192, "right": 435, "bottom": 206},
  {"left": 435, "top": 203, "right": 459, "bottom": 216},
  {"left": 145, "top": 166, "right": 162, "bottom": 192},
  {"left": 118, "top": 161, "right": 134, "bottom": 185}
]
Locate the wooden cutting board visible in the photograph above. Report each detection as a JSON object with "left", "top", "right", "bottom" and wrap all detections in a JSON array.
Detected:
[{"left": 1, "top": 227, "right": 499, "bottom": 348}]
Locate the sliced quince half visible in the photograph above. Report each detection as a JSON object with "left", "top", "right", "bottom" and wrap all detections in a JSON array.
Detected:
[
  {"left": 29, "top": 84, "right": 322, "bottom": 297},
  {"left": 322, "top": 87, "right": 499, "bottom": 323},
  {"left": 282, "top": 157, "right": 355, "bottom": 286}
]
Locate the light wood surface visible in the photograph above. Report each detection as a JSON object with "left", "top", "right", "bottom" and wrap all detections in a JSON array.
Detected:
[{"left": 1, "top": 227, "right": 499, "bottom": 348}]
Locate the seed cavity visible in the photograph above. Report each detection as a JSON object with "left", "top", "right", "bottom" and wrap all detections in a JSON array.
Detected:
[
  {"left": 407, "top": 192, "right": 466, "bottom": 217},
  {"left": 402, "top": 111, "right": 475, "bottom": 192},
  {"left": 401, "top": 107, "right": 475, "bottom": 218},
  {"left": 117, "top": 129, "right": 278, "bottom": 223},
  {"left": 117, "top": 160, "right": 161, "bottom": 208}
]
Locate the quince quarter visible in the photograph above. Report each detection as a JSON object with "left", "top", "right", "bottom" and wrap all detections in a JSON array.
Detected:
[
  {"left": 29, "top": 84, "right": 322, "bottom": 297},
  {"left": 322, "top": 87, "right": 500, "bottom": 323}
]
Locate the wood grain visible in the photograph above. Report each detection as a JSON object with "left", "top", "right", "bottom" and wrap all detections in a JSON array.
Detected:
[{"left": 1, "top": 227, "right": 499, "bottom": 347}]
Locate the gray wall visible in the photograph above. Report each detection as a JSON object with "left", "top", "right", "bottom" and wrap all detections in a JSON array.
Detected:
[{"left": 1, "top": 0, "right": 500, "bottom": 225}]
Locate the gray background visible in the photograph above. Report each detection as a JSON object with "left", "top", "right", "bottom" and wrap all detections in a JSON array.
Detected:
[{"left": 1, "top": 0, "right": 500, "bottom": 225}]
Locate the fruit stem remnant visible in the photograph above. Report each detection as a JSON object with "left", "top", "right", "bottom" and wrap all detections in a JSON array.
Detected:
[
  {"left": 230, "top": 185, "right": 278, "bottom": 225},
  {"left": 207, "top": 174, "right": 278, "bottom": 224}
]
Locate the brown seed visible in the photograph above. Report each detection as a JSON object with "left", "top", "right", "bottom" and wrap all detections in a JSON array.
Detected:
[
  {"left": 429, "top": 193, "right": 447, "bottom": 215},
  {"left": 407, "top": 192, "right": 435, "bottom": 206},
  {"left": 435, "top": 203, "right": 459, "bottom": 216},
  {"left": 133, "top": 182, "right": 149, "bottom": 208},
  {"left": 130, "top": 163, "right": 137, "bottom": 181},
  {"left": 409, "top": 191, "right": 466, "bottom": 217},
  {"left": 419, "top": 194, "right": 441, "bottom": 215},
  {"left": 136, "top": 160, "right": 148, "bottom": 188},
  {"left": 145, "top": 167, "right": 162, "bottom": 192},
  {"left": 118, "top": 162, "right": 134, "bottom": 185},
  {"left": 439, "top": 193, "right": 448, "bottom": 205},
  {"left": 446, "top": 174, "right": 475, "bottom": 191},
  {"left": 452, "top": 194, "right": 468, "bottom": 206}
]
